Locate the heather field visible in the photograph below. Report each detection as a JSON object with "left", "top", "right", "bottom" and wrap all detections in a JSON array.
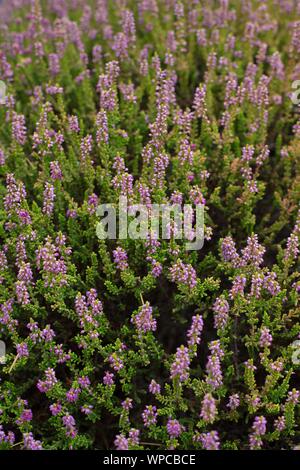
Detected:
[{"left": 0, "top": 0, "right": 300, "bottom": 452}]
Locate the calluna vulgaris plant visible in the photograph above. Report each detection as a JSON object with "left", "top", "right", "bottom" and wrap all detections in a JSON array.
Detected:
[{"left": 0, "top": 0, "right": 299, "bottom": 451}]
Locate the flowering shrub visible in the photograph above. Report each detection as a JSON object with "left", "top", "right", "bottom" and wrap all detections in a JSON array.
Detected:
[{"left": 0, "top": 0, "right": 300, "bottom": 451}]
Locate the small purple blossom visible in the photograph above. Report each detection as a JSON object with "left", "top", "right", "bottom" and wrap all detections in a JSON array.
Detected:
[
  {"left": 227, "top": 394, "right": 240, "bottom": 411},
  {"left": 259, "top": 327, "right": 272, "bottom": 348},
  {"left": 213, "top": 297, "right": 229, "bottom": 329},
  {"left": 62, "top": 414, "right": 77, "bottom": 438},
  {"left": 113, "top": 247, "right": 128, "bottom": 271},
  {"left": 166, "top": 419, "right": 183, "bottom": 438},
  {"left": 187, "top": 314, "right": 203, "bottom": 349},
  {"left": 103, "top": 371, "right": 115, "bottom": 385},
  {"left": 16, "top": 342, "right": 29, "bottom": 358},
  {"left": 114, "top": 434, "right": 128, "bottom": 450},
  {"left": 169, "top": 260, "right": 197, "bottom": 289},
  {"left": 200, "top": 393, "right": 217, "bottom": 423},
  {"left": 131, "top": 302, "right": 157, "bottom": 333},
  {"left": 49, "top": 403, "right": 62, "bottom": 416},
  {"left": 198, "top": 431, "right": 220, "bottom": 450},
  {"left": 42, "top": 182, "right": 55, "bottom": 216},
  {"left": 23, "top": 433, "right": 42, "bottom": 450},
  {"left": 142, "top": 405, "right": 158, "bottom": 428},
  {"left": 170, "top": 345, "right": 190, "bottom": 382},
  {"left": 149, "top": 380, "right": 161, "bottom": 395}
]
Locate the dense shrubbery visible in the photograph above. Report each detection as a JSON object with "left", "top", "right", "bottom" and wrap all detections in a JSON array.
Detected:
[{"left": 0, "top": 0, "right": 300, "bottom": 450}]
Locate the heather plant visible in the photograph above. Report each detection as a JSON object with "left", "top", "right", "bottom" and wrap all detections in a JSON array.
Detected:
[{"left": 0, "top": 0, "right": 299, "bottom": 451}]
